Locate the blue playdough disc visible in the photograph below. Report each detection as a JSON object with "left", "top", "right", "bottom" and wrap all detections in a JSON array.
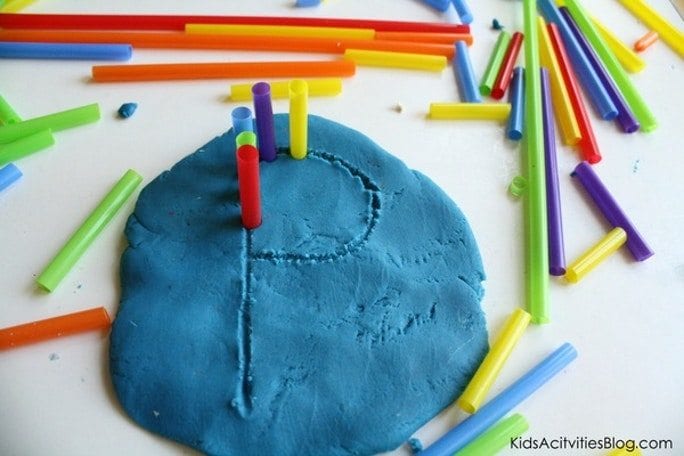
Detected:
[{"left": 110, "top": 114, "right": 488, "bottom": 455}]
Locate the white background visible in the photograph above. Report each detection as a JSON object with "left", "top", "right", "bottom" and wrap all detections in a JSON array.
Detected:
[{"left": 1, "top": 1, "right": 682, "bottom": 455}]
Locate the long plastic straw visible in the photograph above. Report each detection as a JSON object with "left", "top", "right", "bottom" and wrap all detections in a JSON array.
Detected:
[
  {"left": 564, "top": 0, "right": 657, "bottom": 132},
  {"left": 565, "top": 227, "right": 627, "bottom": 283},
  {"left": 591, "top": 17, "right": 646, "bottom": 73},
  {"left": 491, "top": 32, "right": 524, "bottom": 100},
  {"left": 0, "top": 42, "right": 132, "bottom": 61},
  {"left": 428, "top": 103, "right": 510, "bottom": 120},
  {"left": 0, "top": 162, "right": 22, "bottom": 192},
  {"left": 186, "top": 23, "right": 375, "bottom": 40},
  {"left": 375, "top": 31, "right": 473, "bottom": 46},
  {"left": 420, "top": 343, "right": 577, "bottom": 456},
  {"left": 507, "top": 67, "right": 525, "bottom": 140},
  {"left": 0, "top": 93, "right": 21, "bottom": 124},
  {"left": 479, "top": 31, "right": 511, "bottom": 96},
  {"left": 0, "top": 129, "right": 54, "bottom": 166},
  {"left": 36, "top": 169, "right": 143, "bottom": 292},
  {"left": 454, "top": 41, "right": 481, "bottom": 102},
  {"left": 0, "top": 103, "right": 100, "bottom": 144},
  {"left": 615, "top": 0, "right": 684, "bottom": 58},
  {"left": 344, "top": 49, "right": 446, "bottom": 71},
  {"left": 0, "top": 0, "right": 36, "bottom": 13},
  {"left": 91, "top": 60, "right": 356, "bottom": 82},
  {"left": 230, "top": 78, "right": 342, "bottom": 101},
  {"left": 289, "top": 80, "right": 309, "bottom": 160},
  {"left": 454, "top": 414, "right": 529, "bottom": 456}
]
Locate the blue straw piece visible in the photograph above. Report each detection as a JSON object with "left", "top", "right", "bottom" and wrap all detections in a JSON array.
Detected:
[
  {"left": 454, "top": 41, "right": 481, "bottom": 103},
  {"left": 451, "top": 0, "right": 473, "bottom": 24},
  {"left": 295, "top": 0, "right": 322, "bottom": 6},
  {"left": 419, "top": 343, "right": 577, "bottom": 456},
  {"left": 507, "top": 67, "right": 525, "bottom": 140},
  {"left": 0, "top": 42, "right": 132, "bottom": 61},
  {"left": 537, "top": 0, "right": 617, "bottom": 120},
  {"left": 421, "top": 0, "right": 451, "bottom": 12},
  {"left": 231, "top": 106, "right": 254, "bottom": 137},
  {"left": 0, "top": 163, "right": 22, "bottom": 192}
]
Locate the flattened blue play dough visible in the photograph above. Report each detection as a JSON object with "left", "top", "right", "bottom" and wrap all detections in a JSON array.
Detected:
[{"left": 111, "top": 114, "right": 488, "bottom": 456}]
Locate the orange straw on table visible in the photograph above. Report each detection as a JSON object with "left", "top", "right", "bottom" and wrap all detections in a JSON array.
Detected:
[
  {"left": 0, "top": 307, "right": 111, "bottom": 350},
  {"left": 634, "top": 30, "right": 659, "bottom": 52},
  {"left": 92, "top": 60, "right": 357, "bottom": 82},
  {"left": 375, "top": 31, "right": 473, "bottom": 46}
]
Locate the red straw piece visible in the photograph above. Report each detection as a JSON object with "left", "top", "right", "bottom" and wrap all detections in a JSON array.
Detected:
[
  {"left": 491, "top": 31, "right": 524, "bottom": 100},
  {"left": 0, "top": 307, "right": 111, "bottom": 350},
  {"left": 547, "top": 23, "right": 601, "bottom": 164},
  {"left": 0, "top": 13, "right": 470, "bottom": 33},
  {"left": 237, "top": 145, "right": 262, "bottom": 230}
]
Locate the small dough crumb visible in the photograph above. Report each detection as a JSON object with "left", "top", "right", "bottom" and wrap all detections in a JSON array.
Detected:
[
  {"left": 392, "top": 103, "right": 404, "bottom": 113},
  {"left": 118, "top": 103, "right": 138, "bottom": 119},
  {"left": 408, "top": 437, "right": 423, "bottom": 454}
]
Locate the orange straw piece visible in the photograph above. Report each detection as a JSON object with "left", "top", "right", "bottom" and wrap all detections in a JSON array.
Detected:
[
  {"left": 91, "top": 60, "right": 357, "bottom": 82},
  {"left": 375, "top": 31, "right": 473, "bottom": 46},
  {"left": 634, "top": 30, "right": 659, "bottom": 52},
  {"left": 0, "top": 307, "right": 111, "bottom": 350}
]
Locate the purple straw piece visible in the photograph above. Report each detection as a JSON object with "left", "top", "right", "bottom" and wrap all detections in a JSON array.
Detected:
[
  {"left": 541, "top": 69, "right": 566, "bottom": 276},
  {"left": 561, "top": 7, "right": 639, "bottom": 134},
  {"left": 252, "top": 82, "right": 277, "bottom": 162},
  {"left": 571, "top": 162, "right": 654, "bottom": 261}
]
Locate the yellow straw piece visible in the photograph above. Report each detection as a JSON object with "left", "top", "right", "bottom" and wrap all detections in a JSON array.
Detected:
[
  {"left": 289, "top": 80, "right": 308, "bottom": 160},
  {"left": 616, "top": 0, "right": 684, "bottom": 58},
  {"left": 592, "top": 17, "right": 646, "bottom": 73},
  {"left": 186, "top": 23, "right": 375, "bottom": 40},
  {"left": 538, "top": 17, "right": 582, "bottom": 146},
  {"left": 607, "top": 447, "right": 642, "bottom": 456},
  {"left": 429, "top": 103, "right": 511, "bottom": 121},
  {"left": 565, "top": 227, "right": 627, "bottom": 284},
  {"left": 344, "top": 49, "right": 447, "bottom": 72},
  {"left": 0, "top": 0, "right": 37, "bottom": 13},
  {"left": 230, "top": 78, "right": 342, "bottom": 102}
]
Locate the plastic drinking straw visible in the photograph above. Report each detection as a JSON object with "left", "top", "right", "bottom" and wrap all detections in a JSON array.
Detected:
[
  {"left": 561, "top": 8, "right": 640, "bottom": 134},
  {"left": 491, "top": 32, "right": 524, "bottom": 100},
  {"left": 616, "top": 0, "right": 684, "bottom": 58},
  {"left": 0, "top": 307, "right": 111, "bottom": 350},
  {"left": 428, "top": 103, "right": 511, "bottom": 120},
  {"left": 571, "top": 162, "right": 653, "bottom": 261},
  {"left": 0, "top": 93, "right": 21, "bottom": 124},
  {"left": 479, "top": 31, "right": 511, "bottom": 96},
  {"left": 507, "top": 67, "right": 525, "bottom": 140},
  {"left": 421, "top": 0, "right": 451, "bottom": 13},
  {"left": 592, "top": 17, "right": 646, "bottom": 73},
  {"left": 236, "top": 144, "right": 262, "bottom": 230},
  {"left": 295, "top": 0, "right": 321, "bottom": 7},
  {"left": 565, "top": 227, "right": 626, "bottom": 283},
  {"left": 36, "top": 169, "right": 143, "bottom": 292},
  {"left": 0, "top": 13, "right": 470, "bottom": 34},
  {"left": 0, "top": 0, "right": 36, "bottom": 13},
  {"left": 508, "top": 176, "right": 527, "bottom": 198},
  {"left": 230, "top": 78, "right": 342, "bottom": 101},
  {"left": 454, "top": 41, "right": 481, "bottom": 102},
  {"left": 375, "top": 32, "right": 473, "bottom": 46},
  {"left": 186, "top": 23, "right": 375, "bottom": 40},
  {"left": 454, "top": 414, "right": 529, "bottom": 456},
  {"left": 538, "top": 17, "right": 582, "bottom": 146},
  {"left": 634, "top": 30, "right": 659, "bottom": 52},
  {"left": 522, "top": 0, "right": 549, "bottom": 325},
  {"left": 289, "top": 80, "right": 309, "bottom": 160},
  {"left": 0, "top": 103, "right": 100, "bottom": 144},
  {"left": 451, "top": 0, "right": 474, "bottom": 24},
  {"left": 541, "top": 69, "right": 566, "bottom": 276},
  {"left": 0, "top": 163, "right": 22, "bottom": 192},
  {"left": 0, "top": 42, "right": 132, "bottom": 61},
  {"left": 538, "top": 0, "right": 617, "bottom": 121},
  {"left": 563, "top": 0, "right": 657, "bottom": 132},
  {"left": 420, "top": 343, "right": 577, "bottom": 456},
  {"left": 252, "top": 82, "right": 277, "bottom": 162},
  {"left": 0, "top": 129, "right": 55, "bottom": 166},
  {"left": 236, "top": 131, "right": 257, "bottom": 148},
  {"left": 457, "top": 308, "right": 531, "bottom": 413},
  {"left": 231, "top": 106, "right": 254, "bottom": 137},
  {"left": 91, "top": 60, "right": 356, "bottom": 83},
  {"left": 547, "top": 23, "right": 601, "bottom": 164},
  {"left": 344, "top": 49, "right": 447, "bottom": 71}
]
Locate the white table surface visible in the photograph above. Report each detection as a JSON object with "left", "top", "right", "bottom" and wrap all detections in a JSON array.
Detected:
[{"left": 1, "top": 1, "right": 683, "bottom": 455}]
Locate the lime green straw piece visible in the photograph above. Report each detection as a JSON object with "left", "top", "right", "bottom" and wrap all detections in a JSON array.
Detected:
[
  {"left": 454, "top": 413, "right": 530, "bottom": 456},
  {"left": 523, "top": 0, "right": 550, "bottom": 324},
  {"left": 36, "top": 169, "right": 143, "bottom": 292},
  {"left": 480, "top": 31, "right": 512, "bottom": 97},
  {"left": 0, "top": 103, "right": 100, "bottom": 144},
  {"left": 508, "top": 175, "right": 527, "bottom": 198},
  {"left": 0, "top": 93, "right": 22, "bottom": 125},
  {"left": 0, "top": 129, "right": 55, "bottom": 166},
  {"left": 565, "top": 0, "right": 657, "bottom": 132},
  {"left": 236, "top": 130, "right": 257, "bottom": 148}
]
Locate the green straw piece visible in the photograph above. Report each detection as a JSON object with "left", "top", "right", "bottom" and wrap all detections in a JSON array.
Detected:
[
  {"left": 454, "top": 413, "right": 530, "bottom": 456},
  {"left": 480, "top": 31, "right": 512, "bottom": 97},
  {"left": 236, "top": 130, "right": 257, "bottom": 148},
  {"left": 565, "top": 0, "right": 657, "bottom": 132},
  {"left": 36, "top": 169, "right": 143, "bottom": 292},
  {"left": 0, "top": 129, "right": 55, "bottom": 166},
  {"left": 0, "top": 93, "right": 22, "bottom": 125},
  {"left": 523, "top": 0, "right": 550, "bottom": 324},
  {"left": 0, "top": 103, "right": 100, "bottom": 144}
]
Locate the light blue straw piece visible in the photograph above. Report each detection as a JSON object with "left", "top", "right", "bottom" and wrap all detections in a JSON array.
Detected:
[
  {"left": 451, "top": 0, "right": 473, "bottom": 24},
  {"left": 0, "top": 163, "right": 22, "bottom": 192},
  {"left": 421, "top": 0, "right": 451, "bottom": 12},
  {"left": 507, "top": 67, "right": 525, "bottom": 140},
  {"left": 231, "top": 106, "right": 254, "bottom": 138},
  {"left": 454, "top": 41, "right": 481, "bottom": 103},
  {"left": 0, "top": 42, "right": 132, "bottom": 61}
]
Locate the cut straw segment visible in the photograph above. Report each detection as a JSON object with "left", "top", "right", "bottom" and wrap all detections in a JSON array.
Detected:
[
  {"left": 230, "top": 78, "right": 341, "bottom": 101},
  {"left": 375, "top": 31, "right": 473, "bottom": 45},
  {"left": 616, "top": 0, "right": 684, "bottom": 58},
  {"left": 0, "top": 307, "right": 111, "bottom": 350},
  {"left": 0, "top": 93, "right": 21, "bottom": 124},
  {"left": 480, "top": 31, "right": 511, "bottom": 96},
  {"left": 91, "top": 60, "right": 356, "bottom": 82},
  {"left": 0, "top": 163, "right": 22, "bottom": 192},
  {"left": 344, "top": 49, "right": 446, "bottom": 71},
  {"left": 565, "top": 227, "right": 627, "bottom": 283},
  {"left": 428, "top": 103, "right": 511, "bottom": 121},
  {"left": 0, "top": 129, "right": 55, "bottom": 166},
  {"left": 454, "top": 414, "right": 529, "bottom": 456},
  {"left": 186, "top": 23, "right": 375, "bottom": 40},
  {"left": 37, "top": 169, "right": 143, "bottom": 292},
  {"left": 0, "top": 41, "right": 132, "bottom": 61},
  {"left": 0, "top": 103, "right": 100, "bottom": 144},
  {"left": 591, "top": 17, "right": 646, "bottom": 73}
]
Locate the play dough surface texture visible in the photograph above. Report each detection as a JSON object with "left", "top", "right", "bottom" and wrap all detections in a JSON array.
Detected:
[{"left": 110, "top": 114, "right": 488, "bottom": 455}]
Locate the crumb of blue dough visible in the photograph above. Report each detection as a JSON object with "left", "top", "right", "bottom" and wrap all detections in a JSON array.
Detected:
[
  {"left": 492, "top": 18, "right": 504, "bottom": 30},
  {"left": 117, "top": 103, "right": 138, "bottom": 119},
  {"left": 408, "top": 437, "right": 424, "bottom": 454}
]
